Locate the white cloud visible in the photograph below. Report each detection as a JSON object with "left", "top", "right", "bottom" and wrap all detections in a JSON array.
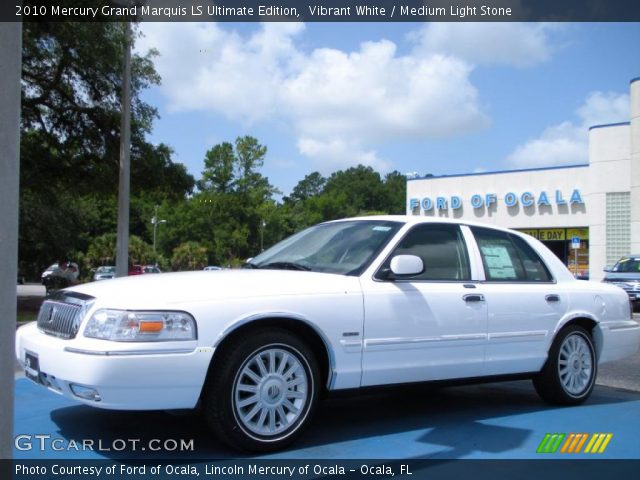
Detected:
[
  {"left": 297, "top": 137, "right": 391, "bottom": 174},
  {"left": 137, "top": 22, "right": 567, "bottom": 171},
  {"left": 507, "top": 91, "right": 629, "bottom": 168},
  {"left": 136, "top": 22, "right": 492, "bottom": 170},
  {"left": 411, "top": 23, "right": 558, "bottom": 68}
]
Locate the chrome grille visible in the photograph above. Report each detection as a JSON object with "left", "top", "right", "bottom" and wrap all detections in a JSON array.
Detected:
[{"left": 37, "top": 293, "right": 93, "bottom": 339}]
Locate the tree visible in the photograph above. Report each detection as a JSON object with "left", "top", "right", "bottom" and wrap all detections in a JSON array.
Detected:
[
  {"left": 323, "top": 165, "right": 387, "bottom": 213},
  {"left": 85, "top": 233, "right": 160, "bottom": 271},
  {"left": 18, "top": 19, "right": 194, "bottom": 277},
  {"left": 171, "top": 242, "right": 208, "bottom": 271},
  {"left": 383, "top": 171, "right": 407, "bottom": 214},
  {"left": 193, "top": 136, "right": 278, "bottom": 261},
  {"left": 197, "top": 142, "right": 235, "bottom": 193},
  {"left": 286, "top": 172, "right": 326, "bottom": 204}
]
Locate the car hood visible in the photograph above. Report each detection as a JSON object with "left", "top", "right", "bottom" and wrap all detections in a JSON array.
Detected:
[
  {"left": 68, "top": 270, "right": 362, "bottom": 309},
  {"left": 603, "top": 272, "right": 640, "bottom": 283}
]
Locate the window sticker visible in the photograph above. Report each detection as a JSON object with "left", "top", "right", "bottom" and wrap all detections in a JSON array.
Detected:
[
  {"left": 481, "top": 245, "right": 516, "bottom": 279},
  {"left": 372, "top": 226, "right": 392, "bottom": 232}
]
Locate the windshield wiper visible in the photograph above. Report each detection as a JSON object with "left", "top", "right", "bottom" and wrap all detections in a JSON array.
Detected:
[
  {"left": 257, "top": 261, "right": 312, "bottom": 271},
  {"left": 241, "top": 262, "right": 258, "bottom": 269}
]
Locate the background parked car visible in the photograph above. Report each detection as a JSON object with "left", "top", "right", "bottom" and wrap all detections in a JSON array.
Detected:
[
  {"left": 41, "top": 263, "right": 57, "bottom": 284},
  {"left": 203, "top": 266, "right": 223, "bottom": 271},
  {"left": 602, "top": 254, "right": 640, "bottom": 305},
  {"left": 128, "top": 264, "right": 161, "bottom": 275},
  {"left": 128, "top": 265, "right": 143, "bottom": 275},
  {"left": 93, "top": 266, "right": 116, "bottom": 281}
]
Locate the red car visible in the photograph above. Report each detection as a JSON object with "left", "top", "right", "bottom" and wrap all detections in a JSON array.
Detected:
[
  {"left": 128, "top": 265, "right": 161, "bottom": 275},
  {"left": 128, "top": 265, "right": 143, "bottom": 276}
]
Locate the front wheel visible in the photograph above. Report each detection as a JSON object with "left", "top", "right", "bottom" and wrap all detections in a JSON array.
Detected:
[
  {"left": 533, "top": 325, "right": 597, "bottom": 405},
  {"left": 203, "top": 328, "right": 320, "bottom": 452}
]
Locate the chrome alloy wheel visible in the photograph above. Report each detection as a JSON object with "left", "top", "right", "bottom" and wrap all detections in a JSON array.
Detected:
[
  {"left": 558, "top": 333, "right": 594, "bottom": 396},
  {"left": 233, "top": 347, "right": 309, "bottom": 437}
]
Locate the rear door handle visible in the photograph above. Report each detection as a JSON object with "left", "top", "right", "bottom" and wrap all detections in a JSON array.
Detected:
[
  {"left": 463, "top": 294, "right": 485, "bottom": 303},
  {"left": 545, "top": 294, "right": 560, "bottom": 303}
]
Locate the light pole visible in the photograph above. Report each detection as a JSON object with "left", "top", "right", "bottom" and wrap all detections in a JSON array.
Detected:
[
  {"left": 260, "top": 219, "right": 267, "bottom": 252},
  {"left": 151, "top": 206, "right": 167, "bottom": 253}
]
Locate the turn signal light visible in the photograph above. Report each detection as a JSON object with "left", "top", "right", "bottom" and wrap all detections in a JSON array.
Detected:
[{"left": 139, "top": 321, "right": 164, "bottom": 333}]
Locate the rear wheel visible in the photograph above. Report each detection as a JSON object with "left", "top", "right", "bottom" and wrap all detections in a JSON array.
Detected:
[
  {"left": 533, "top": 325, "right": 596, "bottom": 405},
  {"left": 203, "top": 328, "right": 320, "bottom": 452}
]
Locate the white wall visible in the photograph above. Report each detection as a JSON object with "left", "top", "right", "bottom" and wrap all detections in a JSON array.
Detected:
[{"left": 588, "top": 123, "right": 631, "bottom": 280}]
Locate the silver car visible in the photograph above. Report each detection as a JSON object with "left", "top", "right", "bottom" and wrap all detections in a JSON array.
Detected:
[
  {"left": 602, "top": 255, "right": 640, "bottom": 303},
  {"left": 93, "top": 266, "right": 116, "bottom": 281}
]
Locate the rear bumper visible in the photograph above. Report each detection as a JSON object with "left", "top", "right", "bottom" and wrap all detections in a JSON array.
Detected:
[
  {"left": 597, "top": 320, "right": 640, "bottom": 364},
  {"left": 15, "top": 322, "right": 213, "bottom": 410}
]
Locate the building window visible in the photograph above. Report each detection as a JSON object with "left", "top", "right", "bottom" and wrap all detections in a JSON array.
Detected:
[{"left": 606, "top": 192, "right": 631, "bottom": 266}]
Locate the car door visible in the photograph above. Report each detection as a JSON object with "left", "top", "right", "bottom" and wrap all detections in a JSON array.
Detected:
[
  {"left": 468, "top": 226, "right": 568, "bottom": 376},
  {"left": 360, "top": 223, "right": 488, "bottom": 387}
]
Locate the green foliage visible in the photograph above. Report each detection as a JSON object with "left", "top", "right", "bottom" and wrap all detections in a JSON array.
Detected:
[
  {"left": 19, "top": 20, "right": 193, "bottom": 278},
  {"left": 17, "top": 17, "right": 411, "bottom": 278},
  {"left": 85, "top": 233, "right": 164, "bottom": 271},
  {"left": 171, "top": 242, "right": 208, "bottom": 271}
]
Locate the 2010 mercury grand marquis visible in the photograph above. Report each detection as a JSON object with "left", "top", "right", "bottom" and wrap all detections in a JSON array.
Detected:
[{"left": 16, "top": 216, "right": 640, "bottom": 451}]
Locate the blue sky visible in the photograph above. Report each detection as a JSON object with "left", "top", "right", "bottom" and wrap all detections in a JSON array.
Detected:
[{"left": 136, "top": 22, "right": 640, "bottom": 196}]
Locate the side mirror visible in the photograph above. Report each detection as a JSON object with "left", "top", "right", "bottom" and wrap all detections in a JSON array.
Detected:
[
  {"left": 390, "top": 255, "right": 424, "bottom": 277},
  {"left": 603, "top": 266, "right": 612, "bottom": 273}
]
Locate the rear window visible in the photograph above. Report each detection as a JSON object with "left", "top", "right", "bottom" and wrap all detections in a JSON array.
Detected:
[{"left": 471, "top": 227, "right": 552, "bottom": 282}]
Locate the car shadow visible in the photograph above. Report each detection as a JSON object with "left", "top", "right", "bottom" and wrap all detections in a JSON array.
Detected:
[{"left": 46, "top": 381, "right": 637, "bottom": 460}]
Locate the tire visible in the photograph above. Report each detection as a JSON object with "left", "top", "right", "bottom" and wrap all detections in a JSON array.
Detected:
[
  {"left": 533, "top": 325, "right": 597, "bottom": 405},
  {"left": 203, "top": 328, "right": 320, "bottom": 452}
]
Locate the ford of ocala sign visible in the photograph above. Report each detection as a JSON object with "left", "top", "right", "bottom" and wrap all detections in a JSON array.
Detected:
[{"left": 409, "top": 189, "right": 584, "bottom": 212}]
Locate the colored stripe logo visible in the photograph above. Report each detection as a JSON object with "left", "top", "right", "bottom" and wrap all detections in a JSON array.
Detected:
[{"left": 537, "top": 433, "right": 613, "bottom": 454}]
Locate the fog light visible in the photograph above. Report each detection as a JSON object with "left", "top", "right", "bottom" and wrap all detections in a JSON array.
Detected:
[{"left": 69, "top": 384, "right": 102, "bottom": 402}]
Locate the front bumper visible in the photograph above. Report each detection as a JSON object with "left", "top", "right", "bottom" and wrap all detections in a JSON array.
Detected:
[{"left": 15, "top": 322, "right": 214, "bottom": 410}]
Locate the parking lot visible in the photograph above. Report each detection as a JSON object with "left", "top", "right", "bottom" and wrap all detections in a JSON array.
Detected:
[{"left": 13, "top": 284, "right": 640, "bottom": 460}]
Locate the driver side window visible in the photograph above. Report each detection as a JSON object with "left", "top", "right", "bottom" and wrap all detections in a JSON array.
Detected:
[{"left": 381, "top": 224, "right": 471, "bottom": 281}]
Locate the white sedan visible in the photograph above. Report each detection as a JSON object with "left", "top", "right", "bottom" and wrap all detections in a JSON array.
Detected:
[{"left": 16, "top": 216, "right": 640, "bottom": 451}]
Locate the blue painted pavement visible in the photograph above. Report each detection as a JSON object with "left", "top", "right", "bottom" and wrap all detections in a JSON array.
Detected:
[{"left": 13, "top": 378, "right": 640, "bottom": 460}]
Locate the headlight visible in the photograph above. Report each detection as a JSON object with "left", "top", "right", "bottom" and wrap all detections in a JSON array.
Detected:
[{"left": 84, "top": 309, "right": 197, "bottom": 341}]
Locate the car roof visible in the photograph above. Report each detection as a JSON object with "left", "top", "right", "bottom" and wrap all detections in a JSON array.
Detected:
[{"left": 326, "top": 215, "right": 522, "bottom": 236}]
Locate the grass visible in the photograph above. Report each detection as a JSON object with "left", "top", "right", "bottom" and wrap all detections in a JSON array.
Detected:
[
  {"left": 17, "top": 296, "right": 43, "bottom": 324},
  {"left": 17, "top": 311, "right": 37, "bottom": 324}
]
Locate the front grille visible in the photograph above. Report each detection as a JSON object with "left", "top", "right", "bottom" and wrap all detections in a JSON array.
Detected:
[
  {"left": 37, "top": 293, "right": 93, "bottom": 339},
  {"left": 611, "top": 282, "right": 640, "bottom": 294}
]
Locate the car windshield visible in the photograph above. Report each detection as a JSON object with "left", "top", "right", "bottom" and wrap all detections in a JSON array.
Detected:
[
  {"left": 612, "top": 257, "right": 640, "bottom": 273},
  {"left": 96, "top": 266, "right": 115, "bottom": 274},
  {"left": 247, "top": 220, "right": 402, "bottom": 275}
]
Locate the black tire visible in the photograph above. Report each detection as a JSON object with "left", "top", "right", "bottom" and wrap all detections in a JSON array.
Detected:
[
  {"left": 203, "top": 328, "right": 320, "bottom": 452},
  {"left": 533, "top": 325, "right": 597, "bottom": 405}
]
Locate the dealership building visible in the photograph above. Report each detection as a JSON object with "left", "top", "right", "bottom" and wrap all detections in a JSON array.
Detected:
[{"left": 406, "top": 78, "right": 640, "bottom": 281}]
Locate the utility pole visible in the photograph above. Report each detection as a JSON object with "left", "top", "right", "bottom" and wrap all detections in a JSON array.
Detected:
[
  {"left": 115, "top": 20, "right": 132, "bottom": 277},
  {"left": 0, "top": 21, "right": 22, "bottom": 460}
]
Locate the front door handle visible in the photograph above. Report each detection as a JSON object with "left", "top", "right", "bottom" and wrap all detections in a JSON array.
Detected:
[
  {"left": 463, "top": 294, "right": 485, "bottom": 303},
  {"left": 545, "top": 294, "right": 560, "bottom": 302}
]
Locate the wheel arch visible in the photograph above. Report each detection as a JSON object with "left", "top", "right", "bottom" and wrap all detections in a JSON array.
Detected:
[
  {"left": 553, "top": 314, "right": 601, "bottom": 360},
  {"left": 205, "top": 314, "right": 335, "bottom": 393}
]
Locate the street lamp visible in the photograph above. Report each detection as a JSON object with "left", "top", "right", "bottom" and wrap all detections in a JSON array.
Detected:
[
  {"left": 260, "top": 219, "right": 267, "bottom": 252},
  {"left": 151, "top": 206, "right": 167, "bottom": 252}
]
